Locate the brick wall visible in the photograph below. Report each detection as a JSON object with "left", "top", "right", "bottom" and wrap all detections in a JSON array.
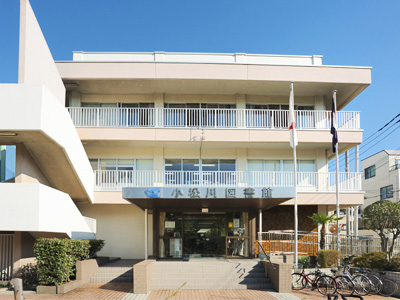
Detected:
[{"left": 260, "top": 205, "right": 318, "bottom": 232}]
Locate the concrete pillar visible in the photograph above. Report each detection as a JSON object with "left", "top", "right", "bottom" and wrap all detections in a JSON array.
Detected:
[
  {"left": 236, "top": 148, "right": 247, "bottom": 172},
  {"left": 354, "top": 206, "right": 359, "bottom": 236},
  {"left": 345, "top": 151, "right": 349, "bottom": 173},
  {"left": 259, "top": 208, "right": 262, "bottom": 239},
  {"left": 154, "top": 93, "right": 164, "bottom": 108},
  {"left": 145, "top": 208, "right": 148, "bottom": 260},
  {"left": 355, "top": 145, "right": 359, "bottom": 172},
  {"left": 346, "top": 208, "right": 350, "bottom": 235}
]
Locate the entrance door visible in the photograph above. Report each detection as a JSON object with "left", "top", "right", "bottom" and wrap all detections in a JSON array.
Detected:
[{"left": 183, "top": 213, "right": 226, "bottom": 258}]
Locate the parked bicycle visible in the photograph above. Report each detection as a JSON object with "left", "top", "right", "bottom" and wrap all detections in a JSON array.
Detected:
[{"left": 292, "top": 264, "right": 337, "bottom": 295}]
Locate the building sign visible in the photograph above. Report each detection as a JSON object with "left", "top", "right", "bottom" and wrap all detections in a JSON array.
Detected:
[{"left": 123, "top": 186, "right": 295, "bottom": 199}]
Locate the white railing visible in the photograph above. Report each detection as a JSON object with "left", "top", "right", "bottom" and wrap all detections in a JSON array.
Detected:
[
  {"left": 94, "top": 170, "right": 362, "bottom": 191},
  {"left": 68, "top": 107, "right": 360, "bottom": 130}
]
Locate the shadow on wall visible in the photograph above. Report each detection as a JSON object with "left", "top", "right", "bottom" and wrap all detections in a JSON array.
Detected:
[{"left": 71, "top": 232, "right": 96, "bottom": 239}]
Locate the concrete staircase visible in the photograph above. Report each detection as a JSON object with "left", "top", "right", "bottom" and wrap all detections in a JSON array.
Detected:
[
  {"left": 150, "top": 259, "right": 273, "bottom": 290},
  {"left": 90, "top": 259, "right": 139, "bottom": 283}
]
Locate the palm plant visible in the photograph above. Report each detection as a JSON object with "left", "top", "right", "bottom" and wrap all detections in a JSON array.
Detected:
[{"left": 308, "top": 213, "right": 343, "bottom": 250}]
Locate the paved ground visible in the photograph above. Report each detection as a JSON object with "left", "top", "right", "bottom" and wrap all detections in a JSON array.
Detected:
[
  {"left": 292, "top": 289, "right": 397, "bottom": 300},
  {"left": 0, "top": 283, "right": 398, "bottom": 300}
]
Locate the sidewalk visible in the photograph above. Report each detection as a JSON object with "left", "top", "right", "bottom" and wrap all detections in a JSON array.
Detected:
[{"left": 1, "top": 283, "right": 396, "bottom": 300}]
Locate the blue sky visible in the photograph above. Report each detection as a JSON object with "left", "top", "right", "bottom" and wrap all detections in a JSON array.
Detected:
[{"left": 0, "top": 0, "right": 399, "bottom": 170}]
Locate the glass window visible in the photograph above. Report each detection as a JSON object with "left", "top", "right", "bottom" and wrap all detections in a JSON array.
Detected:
[
  {"left": 298, "top": 160, "right": 316, "bottom": 172},
  {"left": 247, "top": 160, "right": 264, "bottom": 171},
  {"left": 182, "top": 159, "right": 199, "bottom": 171},
  {"left": 265, "top": 160, "right": 280, "bottom": 172},
  {"left": 365, "top": 165, "right": 376, "bottom": 179},
  {"left": 136, "top": 159, "right": 153, "bottom": 170},
  {"left": 220, "top": 159, "right": 236, "bottom": 171},
  {"left": 165, "top": 159, "right": 182, "bottom": 171},
  {"left": 100, "top": 159, "right": 117, "bottom": 171},
  {"left": 202, "top": 159, "right": 218, "bottom": 172},
  {"left": 381, "top": 185, "right": 393, "bottom": 200}
]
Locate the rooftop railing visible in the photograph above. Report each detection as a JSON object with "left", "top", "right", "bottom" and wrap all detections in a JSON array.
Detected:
[
  {"left": 68, "top": 107, "right": 360, "bottom": 130},
  {"left": 94, "top": 170, "right": 362, "bottom": 191}
]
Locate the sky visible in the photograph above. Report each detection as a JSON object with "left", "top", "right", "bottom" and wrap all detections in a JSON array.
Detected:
[{"left": 0, "top": 0, "right": 399, "bottom": 171}]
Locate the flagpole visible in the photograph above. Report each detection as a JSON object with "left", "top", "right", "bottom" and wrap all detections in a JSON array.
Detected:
[
  {"left": 293, "top": 132, "right": 298, "bottom": 266},
  {"left": 333, "top": 90, "right": 340, "bottom": 260},
  {"left": 289, "top": 82, "right": 299, "bottom": 266}
]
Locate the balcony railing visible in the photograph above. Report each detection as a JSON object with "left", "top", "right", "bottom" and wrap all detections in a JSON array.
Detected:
[
  {"left": 94, "top": 170, "right": 362, "bottom": 191},
  {"left": 68, "top": 107, "right": 360, "bottom": 130}
]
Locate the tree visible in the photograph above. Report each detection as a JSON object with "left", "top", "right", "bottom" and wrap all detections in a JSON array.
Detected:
[
  {"left": 362, "top": 200, "right": 400, "bottom": 261},
  {"left": 308, "top": 213, "right": 343, "bottom": 250}
]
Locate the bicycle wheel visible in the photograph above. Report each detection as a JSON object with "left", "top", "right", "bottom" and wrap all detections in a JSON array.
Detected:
[
  {"left": 335, "top": 275, "right": 354, "bottom": 295},
  {"left": 292, "top": 273, "right": 307, "bottom": 290},
  {"left": 353, "top": 274, "right": 371, "bottom": 296},
  {"left": 380, "top": 278, "right": 398, "bottom": 297},
  {"left": 368, "top": 275, "right": 383, "bottom": 295},
  {"left": 316, "top": 275, "right": 337, "bottom": 295}
]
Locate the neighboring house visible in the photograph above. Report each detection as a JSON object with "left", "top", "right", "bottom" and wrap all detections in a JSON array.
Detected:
[
  {"left": 361, "top": 150, "right": 400, "bottom": 208},
  {"left": 0, "top": 0, "right": 371, "bottom": 280},
  {"left": 358, "top": 150, "right": 400, "bottom": 236}
]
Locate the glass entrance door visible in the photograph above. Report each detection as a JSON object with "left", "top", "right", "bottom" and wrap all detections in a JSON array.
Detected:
[{"left": 183, "top": 213, "right": 226, "bottom": 258}]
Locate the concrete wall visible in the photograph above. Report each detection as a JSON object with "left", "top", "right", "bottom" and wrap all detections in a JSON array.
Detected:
[
  {"left": 0, "top": 183, "right": 95, "bottom": 238},
  {"left": 14, "top": 143, "right": 50, "bottom": 185},
  {"left": 77, "top": 204, "right": 153, "bottom": 259},
  {"left": 0, "top": 84, "right": 94, "bottom": 201},
  {"left": 18, "top": 0, "right": 65, "bottom": 105}
]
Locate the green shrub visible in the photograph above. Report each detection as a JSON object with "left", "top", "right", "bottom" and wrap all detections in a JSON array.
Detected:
[
  {"left": 353, "top": 252, "right": 388, "bottom": 270},
  {"left": 33, "top": 238, "right": 90, "bottom": 286},
  {"left": 88, "top": 239, "right": 105, "bottom": 258},
  {"left": 317, "top": 250, "right": 339, "bottom": 268},
  {"left": 298, "top": 256, "right": 311, "bottom": 268}
]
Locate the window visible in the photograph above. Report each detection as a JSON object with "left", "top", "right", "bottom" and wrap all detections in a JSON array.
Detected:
[
  {"left": 245, "top": 104, "right": 314, "bottom": 129},
  {"left": 164, "top": 103, "right": 236, "bottom": 127},
  {"left": 394, "top": 159, "right": 400, "bottom": 170},
  {"left": 247, "top": 159, "right": 316, "bottom": 186},
  {"left": 365, "top": 165, "right": 376, "bottom": 179},
  {"left": 164, "top": 159, "right": 236, "bottom": 185},
  {"left": 0, "top": 145, "right": 16, "bottom": 182},
  {"left": 381, "top": 185, "right": 393, "bottom": 200}
]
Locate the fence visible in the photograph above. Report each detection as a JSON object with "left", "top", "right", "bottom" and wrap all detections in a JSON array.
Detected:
[
  {"left": 257, "top": 231, "right": 400, "bottom": 257},
  {"left": 0, "top": 234, "right": 14, "bottom": 281},
  {"left": 68, "top": 107, "right": 360, "bottom": 130}
]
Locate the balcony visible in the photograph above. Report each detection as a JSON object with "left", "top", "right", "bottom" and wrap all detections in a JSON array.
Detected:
[
  {"left": 68, "top": 107, "right": 360, "bottom": 130},
  {"left": 94, "top": 170, "right": 362, "bottom": 192}
]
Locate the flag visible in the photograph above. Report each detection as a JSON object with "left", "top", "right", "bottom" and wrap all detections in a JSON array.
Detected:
[
  {"left": 289, "top": 82, "right": 298, "bottom": 148},
  {"left": 331, "top": 95, "right": 338, "bottom": 153}
]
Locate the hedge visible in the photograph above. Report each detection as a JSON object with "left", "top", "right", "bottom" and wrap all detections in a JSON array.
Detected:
[
  {"left": 88, "top": 239, "right": 105, "bottom": 258},
  {"left": 317, "top": 249, "right": 339, "bottom": 268},
  {"left": 33, "top": 238, "right": 90, "bottom": 286}
]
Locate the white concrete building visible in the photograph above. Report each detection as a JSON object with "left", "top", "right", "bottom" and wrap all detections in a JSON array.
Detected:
[
  {"left": 361, "top": 150, "right": 400, "bottom": 208},
  {"left": 0, "top": 0, "right": 371, "bottom": 280}
]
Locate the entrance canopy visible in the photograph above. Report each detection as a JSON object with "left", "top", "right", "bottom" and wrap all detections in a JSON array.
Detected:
[{"left": 122, "top": 186, "right": 294, "bottom": 210}]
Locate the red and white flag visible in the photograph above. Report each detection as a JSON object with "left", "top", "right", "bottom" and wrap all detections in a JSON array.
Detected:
[{"left": 289, "top": 82, "right": 298, "bottom": 148}]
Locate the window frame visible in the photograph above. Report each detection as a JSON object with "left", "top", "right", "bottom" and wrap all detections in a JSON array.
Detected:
[
  {"left": 364, "top": 165, "right": 376, "bottom": 179},
  {"left": 380, "top": 185, "right": 393, "bottom": 200}
]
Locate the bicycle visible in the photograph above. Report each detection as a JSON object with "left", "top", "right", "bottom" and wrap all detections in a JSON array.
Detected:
[
  {"left": 377, "top": 271, "right": 398, "bottom": 297},
  {"left": 292, "top": 264, "right": 337, "bottom": 295},
  {"left": 331, "top": 266, "right": 355, "bottom": 295}
]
